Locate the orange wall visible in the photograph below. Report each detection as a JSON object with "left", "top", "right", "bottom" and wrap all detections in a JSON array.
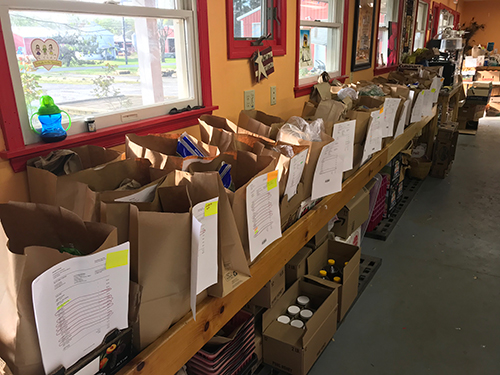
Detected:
[{"left": 461, "top": 0, "right": 499, "bottom": 47}]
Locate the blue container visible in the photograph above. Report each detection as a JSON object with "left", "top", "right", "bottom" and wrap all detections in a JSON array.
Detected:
[{"left": 30, "top": 96, "right": 71, "bottom": 143}]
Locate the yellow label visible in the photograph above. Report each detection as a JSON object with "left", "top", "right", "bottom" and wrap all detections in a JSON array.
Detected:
[
  {"left": 205, "top": 201, "right": 218, "bottom": 216},
  {"left": 267, "top": 170, "right": 278, "bottom": 191},
  {"left": 421, "top": 91, "right": 425, "bottom": 95},
  {"left": 106, "top": 249, "right": 129, "bottom": 269},
  {"left": 57, "top": 300, "right": 70, "bottom": 311},
  {"left": 431, "top": 88, "right": 436, "bottom": 93}
]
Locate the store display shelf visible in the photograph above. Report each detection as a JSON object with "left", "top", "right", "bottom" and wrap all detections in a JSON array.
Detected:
[{"left": 117, "top": 106, "right": 437, "bottom": 375}]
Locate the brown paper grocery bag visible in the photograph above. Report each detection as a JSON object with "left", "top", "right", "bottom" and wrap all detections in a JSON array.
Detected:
[
  {"left": 238, "top": 110, "right": 284, "bottom": 140},
  {"left": 0, "top": 203, "right": 117, "bottom": 375},
  {"left": 164, "top": 171, "right": 251, "bottom": 297},
  {"left": 126, "top": 133, "right": 219, "bottom": 170},
  {"left": 186, "top": 151, "right": 276, "bottom": 263},
  {"left": 27, "top": 145, "right": 122, "bottom": 219}
]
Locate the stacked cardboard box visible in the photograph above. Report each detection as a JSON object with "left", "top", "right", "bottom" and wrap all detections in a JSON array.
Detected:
[{"left": 430, "top": 122, "right": 459, "bottom": 179}]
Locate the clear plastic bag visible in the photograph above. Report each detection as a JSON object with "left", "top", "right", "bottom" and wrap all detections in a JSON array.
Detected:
[
  {"left": 277, "top": 116, "right": 324, "bottom": 143},
  {"left": 338, "top": 87, "right": 358, "bottom": 101},
  {"left": 358, "top": 84, "right": 385, "bottom": 97}
]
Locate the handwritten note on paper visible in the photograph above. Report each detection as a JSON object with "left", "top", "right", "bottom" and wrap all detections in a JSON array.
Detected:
[
  {"left": 382, "top": 98, "right": 402, "bottom": 138},
  {"left": 311, "top": 140, "right": 343, "bottom": 200},
  {"left": 333, "top": 120, "right": 356, "bottom": 172},
  {"left": 284, "top": 149, "right": 309, "bottom": 200},
  {"left": 410, "top": 90, "right": 425, "bottom": 123},
  {"left": 246, "top": 171, "right": 282, "bottom": 262},
  {"left": 394, "top": 100, "right": 410, "bottom": 138},
  {"left": 361, "top": 112, "right": 383, "bottom": 165},
  {"left": 32, "top": 243, "right": 130, "bottom": 375}
]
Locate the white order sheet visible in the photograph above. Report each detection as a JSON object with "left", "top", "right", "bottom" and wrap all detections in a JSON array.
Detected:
[
  {"left": 32, "top": 243, "right": 130, "bottom": 375},
  {"left": 382, "top": 98, "right": 402, "bottom": 137},
  {"left": 284, "top": 149, "right": 309, "bottom": 200},
  {"left": 361, "top": 111, "right": 383, "bottom": 165},
  {"left": 311, "top": 140, "right": 343, "bottom": 200},
  {"left": 333, "top": 120, "right": 356, "bottom": 172},
  {"left": 410, "top": 90, "right": 426, "bottom": 123},
  {"left": 394, "top": 100, "right": 411, "bottom": 138},
  {"left": 246, "top": 171, "right": 282, "bottom": 262},
  {"left": 190, "top": 197, "right": 219, "bottom": 319}
]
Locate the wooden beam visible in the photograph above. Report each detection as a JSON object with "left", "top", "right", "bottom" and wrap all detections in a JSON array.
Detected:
[{"left": 117, "top": 107, "right": 437, "bottom": 375}]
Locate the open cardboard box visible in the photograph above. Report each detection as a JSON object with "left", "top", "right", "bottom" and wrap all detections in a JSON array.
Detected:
[
  {"left": 250, "top": 267, "right": 285, "bottom": 309},
  {"left": 306, "top": 240, "right": 361, "bottom": 321},
  {"left": 263, "top": 279, "right": 338, "bottom": 375},
  {"left": 332, "top": 187, "right": 370, "bottom": 239},
  {"left": 285, "top": 247, "right": 313, "bottom": 289}
]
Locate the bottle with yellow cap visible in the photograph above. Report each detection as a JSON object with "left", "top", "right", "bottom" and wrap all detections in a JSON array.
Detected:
[
  {"left": 326, "top": 259, "right": 342, "bottom": 282},
  {"left": 319, "top": 270, "right": 329, "bottom": 280},
  {"left": 333, "top": 276, "right": 342, "bottom": 284}
]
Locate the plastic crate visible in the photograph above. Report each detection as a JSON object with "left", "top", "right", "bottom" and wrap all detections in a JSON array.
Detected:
[{"left": 367, "top": 175, "right": 388, "bottom": 232}]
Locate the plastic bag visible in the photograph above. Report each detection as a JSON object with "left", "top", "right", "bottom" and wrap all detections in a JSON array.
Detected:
[
  {"left": 358, "top": 84, "right": 385, "bottom": 97},
  {"left": 338, "top": 87, "right": 358, "bottom": 101},
  {"left": 278, "top": 116, "right": 324, "bottom": 143},
  {"left": 177, "top": 132, "right": 209, "bottom": 157},
  {"left": 218, "top": 161, "right": 235, "bottom": 191}
]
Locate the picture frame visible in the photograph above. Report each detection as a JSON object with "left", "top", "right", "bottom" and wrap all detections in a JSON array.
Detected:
[{"left": 351, "top": 0, "right": 377, "bottom": 71}]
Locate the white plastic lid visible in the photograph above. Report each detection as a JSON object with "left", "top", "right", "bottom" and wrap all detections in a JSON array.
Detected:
[
  {"left": 300, "top": 309, "right": 313, "bottom": 320},
  {"left": 290, "top": 319, "right": 305, "bottom": 329},
  {"left": 287, "top": 305, "right": 300, "bottom": 315},
  {"left": 277, "top": 315, "right": 291, "bottom": 324},
  {"left": 297, "top": 295, "right": 310, "bottom": 306}
]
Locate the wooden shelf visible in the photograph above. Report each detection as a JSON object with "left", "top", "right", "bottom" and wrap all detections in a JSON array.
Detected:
[{"left": 117, "top": 107, "right": 437, "bottom": 375}]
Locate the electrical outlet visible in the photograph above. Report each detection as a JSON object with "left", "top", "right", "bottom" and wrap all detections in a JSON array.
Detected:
[
  {"left": 270, "top": 86, "right": 277, "bottom": 106},
  {"left": 244, "top": 90, "right": 255, "bottom": 110}
]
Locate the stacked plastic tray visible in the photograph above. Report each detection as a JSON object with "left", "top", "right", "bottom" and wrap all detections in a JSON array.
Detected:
[
  {"left": 366, "top": 175, "right": 388, "bottom": 232},
  {"left": 186, "top": 311, "right": 255, "bottom": 375}
]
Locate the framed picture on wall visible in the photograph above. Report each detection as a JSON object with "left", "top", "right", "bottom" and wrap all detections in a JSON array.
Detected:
[{"left": 352, "top": 0, "right": 377, "bottom": 71}]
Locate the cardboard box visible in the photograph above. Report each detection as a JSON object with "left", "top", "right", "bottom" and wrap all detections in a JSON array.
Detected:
[
  {"left": 305, "top": 223, "right": 329, "bottom": 249},
  {"left": 458, "top": 102, "right": 485, "bottom": 129},
  {"left": 332, "top": 188, "right": 370, "bottom": 239},
  {"left": 250, "top": 267, "right": 285, "bottom": 308},
  {"left": 467, "top": 82, "right": 492, "bottom": 104},
  {"left": 306, "top": 240, "right": 361, "bottom": 321},
  {"left": 263, "top": 279, "right": 338, "bottom": 375},
  {"left": 333, "top": 225, "right": 362, "bottom": 247},
  {"left": 486, "top": 97, "right": 500, "bottom": 117},
  {"left": 476, "top": 70, "right": 500, "bottom": 82},
  {"left": 285, "top": 247, "right": 313, "bottom": 288},
  {"left": 431, "top": 122, "right": 459, "bottom": 179}
]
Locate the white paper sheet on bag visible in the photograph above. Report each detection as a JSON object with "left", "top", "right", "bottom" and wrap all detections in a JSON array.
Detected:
[
  {"left": 361, "top": 112, "right": 383, "bottom": 165},
  {"left": 430, "top": 77, "right": 444, "bottom": 103},
  {"left": 115, "top": 184, "right": 157, "bottom": 203},
  {"left": 395, "top": 100, "right": 410, "bottom": 138},
  {"left": 32, "top": 243, "right": 130, "bottom": 375},
  {"left": 190, "top": 197, "right": 218, "bottom": 318},
  {"left": 410, "top": 90, "right": 425, "bottom": 123},
  {"left": 423, "top": 90, "right": 434, "bottom": 117},
  {"left": 311, "top": 140, "right": 343, "bottom": 200},
  {"left": 333, "top": 120, "right": 356, "bottom": 171},
  {"left": 406, "top": 90, "right": 415, "bottom": 125},
  {"left": 284, "top": 149, "right": 309, "bottom": 200},
  {"left": 246, "top": 171, "right": 282, "bottom": 262},
  {"left": 382, "top": 98, "right": 402, "bottom": 137}
]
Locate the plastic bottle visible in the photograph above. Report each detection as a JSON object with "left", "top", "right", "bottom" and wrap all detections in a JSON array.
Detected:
[
  {"left": 299, "top": 309, "right": 313, "bottom": 321},
  {"left": 290, "top": 319, "right": 305, "bottom": 329},
  {"left": 296, "top": 296, "right": 310, "bottom": 309},
  {"left": 319, "top": 270, "right": 329, "bottom": 280},
  {"left": 287, "top": 305, "right": 300, "bottom": 319},
  {"left": 277, "top": 315, "right": 291, "bottom": 324},
  {"left": 326, "top": 259, "right": 342, "bottom": 281},
  {"left": 333, "top": 276, "right": 342, "bottom": 284}
]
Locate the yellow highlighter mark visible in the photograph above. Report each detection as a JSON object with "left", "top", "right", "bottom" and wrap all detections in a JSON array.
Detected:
[
  {"left": 267, "top": 170, "right": 278, "bottom": 191},
  {"left": 57, "top": 300, "right": 70, "bottom": 311},
  {"left": 106, "top": 249, "right": 129, "bottom": 269},
  {"left": 205, "top": 201, "right": 218, "bottom": 217}
]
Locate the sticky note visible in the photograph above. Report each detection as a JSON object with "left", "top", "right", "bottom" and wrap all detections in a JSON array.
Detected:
[
  {"left": 106, "top": 249, "right": 129, "bottom": 269},
  {"left": 267, "top": 170, "right": 278, "bottom": 191},
  {"left": 431, "top": 88, "right": 436, "bottom": 93},
  {"left": 205, "top": 201, "right": 218, "bottom": 216},
  {"left": 421, "top": 91, "right": 425, "bottom": 95},
  {"left": 379, "top": 108, "right": 384, "bottom": 114}
]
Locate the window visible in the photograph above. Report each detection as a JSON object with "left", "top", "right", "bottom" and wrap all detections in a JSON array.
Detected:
[
  {"left": 430, "top": 3, "right": 459, "bottom": 40},
  {"left": 437, "top": 9, "right": 454, "bottom": 36},
  {"left": 413, "top": 0, "right": 429, "bottom": 51},
  {"left": 375, "top": 0, "right": 402, "bottom": 70},
  {"left": 227, "top": 0, "right": 286, "bottom": 59},
  {"left": 0, "top": 0, "right": 207, "bottom": 146},
  {"left": 295, "top": 0, "right": 346, "bottom": 91}
]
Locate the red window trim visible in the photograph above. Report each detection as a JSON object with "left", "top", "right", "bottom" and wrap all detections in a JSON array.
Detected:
[
  {"left": 294, "top": 0, "right": 350, "bottom": 98},
  {"left": 431, "top": 2, "right": 460, "bottom": 39},
  {"left": 373, "top": 0, "right": 405, "bottom": 76},
  {"left": 412, "top": 0, "right": 432, "bottom": 50},
  {"left": 0, "top": 0, "right": 215, "bottom": 172},
  {"left": 226, "top": 0, "right": 287, "bottom": 60}
]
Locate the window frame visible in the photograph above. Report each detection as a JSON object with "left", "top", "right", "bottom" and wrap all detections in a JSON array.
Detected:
[
  {"left": 294, "top": 0, "right": 349, "bottom": 98},
  {"left": 373, "top": 0, "right": 404, "bottom": 76},
  {"left": 0, "top": 0, "right": 216, "bottom": 172},
  {"left": 412, "top": 0, "right": 430, "bottom": 52},
  {"left": 226, "top": 0, "right": 287, "bottom": 60},
  {"left": 431, "top": 2, "right": 460, "bottom": 40}
]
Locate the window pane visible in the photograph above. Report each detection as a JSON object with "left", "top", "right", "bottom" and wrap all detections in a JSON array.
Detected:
[
  {"left": 377, "top": 0, "right": 399, "bottom": 67},
  {"left": 10, "top": 10, "right": 191, "bottom": 121},
  {"left": 300, "top": 0, "right": 331, "bottom": 22},
  {"left": 417, "top": 2, "right": 428, "bottom": 32},
  {"left": 298, "top": 26, "right": 339, "bottom": 81},
  {"left": 233, "top": 0, "right": 265, "bottom": 39},
  {"left": 57, "top": 0, "right": 178, "bottom": 10}
]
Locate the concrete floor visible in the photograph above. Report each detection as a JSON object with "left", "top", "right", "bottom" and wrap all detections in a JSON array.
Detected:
[{"left": 310, "top": 118, "right": 500, "bottom": 375}]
